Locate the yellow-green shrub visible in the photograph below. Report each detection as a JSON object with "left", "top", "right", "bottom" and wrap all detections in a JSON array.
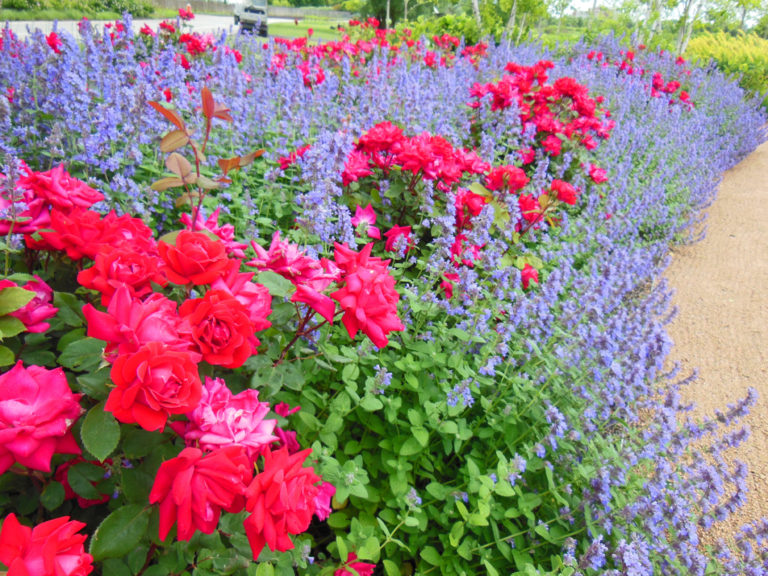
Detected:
[{"left": 687, "top": 32, "right": 768, "bottom": 109}]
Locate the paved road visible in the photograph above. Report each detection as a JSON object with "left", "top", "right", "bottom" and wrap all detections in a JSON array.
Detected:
[{"left": 2, "top": 14, "right": 291, "bottom": 39}]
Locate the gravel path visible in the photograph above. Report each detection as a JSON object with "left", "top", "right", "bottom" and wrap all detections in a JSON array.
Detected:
[{"left": 666, "top": 139, "right": 768, "bottom": 543}]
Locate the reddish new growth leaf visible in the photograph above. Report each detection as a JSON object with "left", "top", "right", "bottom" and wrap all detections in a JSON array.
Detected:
[{"left": 148, "top": 100, "right": 186, "bottom": 131}]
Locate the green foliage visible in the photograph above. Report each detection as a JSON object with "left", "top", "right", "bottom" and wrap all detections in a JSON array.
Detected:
[
  {"left": 686, "top": 32, "right": 768, "bottom": 109},
  {"left": 0, "top": 0, "right": 154, "bottom": 17},
  {"left": 399, "top": 13, "right": 481, "bottom": 45}
]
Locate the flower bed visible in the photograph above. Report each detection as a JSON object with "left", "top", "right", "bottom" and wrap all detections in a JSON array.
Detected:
[{"left": 0, "top": 16, "right": 766, "bottom": 576}]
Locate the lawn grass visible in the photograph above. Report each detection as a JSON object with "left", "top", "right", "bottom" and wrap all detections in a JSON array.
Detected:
[{"left": 268, "top": 17, "right": 346, "bottom": 41}]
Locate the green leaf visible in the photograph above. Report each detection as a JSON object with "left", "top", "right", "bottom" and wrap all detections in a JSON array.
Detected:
[
  {"left": 76, "top": 367, "right": 111, "bottom": 400},
  {"left": 382, "top": 559, "right": 400, "bottom": 576},
  {"left": 101, "top": 559, "right": 133, "bottom": 576},
  {"left": 336, "top": 535, "right": 348, "bottom": 562},
  {"left": 123, "top": 428, "right": 168, "bottom": 459},
  {"left": 68, "top": 462, "right": 105, "bottom": 500},
  {"left": 449, "top": 522, "right": 464, "bottom": 547},
  {"left": 53, "top": 292, "right": 84, "bottom": 327},
  {"left": 359, "top": 395, "right": 383, "bottom": 412},
  {"left": 0, "top": 345, "right": 14, "bottom": 366},
  {"left": 81, "top": 402, "right": 120, "bottom": 462},
  {"left": 41, "top": 481, "right": 65, "bottom": 511},
  {"left": 420, "top": 546, "right": 442, "bottom": 566},
  {"left": 58, "top": 337, "right": 105, "bottom": 372},
  {"left": 412, "top": 427, "right": 429, "bottom": 447},
  {"left": 357, "top": 536, "right": 380, "bottom": 562},
  {"left": 254, "top": 563, "right": 275, "bottom": 576},
  {"left": 256, "top": 271, "right": 294, "bottom": 298},
  {"left": 0, "top": 315, "right": 26, "bottom": 339},
  {"left": 483, "top": 559, "right": 500, "bottom": 576},
  {"left": 0, "top": 286, "right": 34, "bottom": 315},
  {"left": 399, "top": 437, "right": 423, "bottom": 457},
  {"left": 90, "top": 504, "right": 151, "bottom": 561},
  {"left": 121, "top": 467, "right": 155, "bottom": 504}
]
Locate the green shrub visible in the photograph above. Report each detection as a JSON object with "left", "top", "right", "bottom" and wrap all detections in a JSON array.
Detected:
[{"left": 686, "top": 31, "right": 768, "bottom": 109}]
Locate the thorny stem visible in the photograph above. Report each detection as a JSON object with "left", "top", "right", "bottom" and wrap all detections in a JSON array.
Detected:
[
  {"left": 274, "top": 308, "right": 325, "bottom": 367},
  {"left": 135, "top": 542, "right": 158, "bottom": 576}
]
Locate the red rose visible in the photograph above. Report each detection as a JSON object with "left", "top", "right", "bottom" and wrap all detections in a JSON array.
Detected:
[
  {"left": 550, "top": 179, "right": 578, "bottom": 205},
  {"left": 0, "top": 514, "right": 93, "bottom": 576},
  {"left": 105, "top": 342, "right": 202, "bottom": 432},
  {"left": 243, "top": 447, "right": 321, "bottom": 560},
  {"left": 180, "top": 290, "right": 257, "bottom": 369},
  {"left": 159, "top": 230, "right": 233, "bottom": 286},
  {"left": 78, "top": 247, "right": 167, "bottom": 305},
  {"left": 150, "top": 447, "right": 252, "bottom": 542},
  {"left": 521, "top": 263, "right": 539, "bottom": 289},
  {"left": 32, "top": 208, "right": 105, "bottom": 260}
]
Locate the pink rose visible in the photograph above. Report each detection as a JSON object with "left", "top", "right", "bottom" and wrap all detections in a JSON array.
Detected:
[
  {"left": 0, "top": 276, "right": 58, "bottom": 333},
  {"left": 314, "top": 481, "right": 336, "bottom": 521},
  {"left": 0, "top": 362, "right": 82, "bottom": 474},
  {"left": 16, "top": 164, "right": 104, "bottom": 213},
  {"left": 82, "top": 285, "right": 195, "bottom": 361},
  {"left": 334, "top": 552, "right": 376, "bottom": 576},
  {"left": 180, "top": 208, "right": 247, "bottom": 258},
  {"left": 172, "top": 377, "right": 277, "bottom": 459},
  {"left": 331, "top": 243, "right": 404, "bottom": 348},
  {"left": 210, "top": 269, "right": 272, "bottom": 332}
]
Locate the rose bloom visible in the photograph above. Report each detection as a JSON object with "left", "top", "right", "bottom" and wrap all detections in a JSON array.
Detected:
[
  {"left": 521, "top": 263, "right": 539, "bottom": 289},
  {"left": 0, "top": 514, "right": 93, "bottom": 576},
  {"left": 331, "top": 243, "right": 404, "bottom": 349},
  {"left": 210, "top": 268, "right": 272, "bottom": 332},
  {"left": 550, "top": 179, "right": 578, "bottom": 205},
  {"left": 77, "top": 247, "right": 167, "bottom": 306},
  {"left": 149, "top": 446, "right": 252, "bottom": 542},
  {"left": 83, "top": 285, "right": 195, "bottom": 361},
  {"left": 171, "top": 377, "right": 277, "bottom": 459},
  {"left": 334, "top": 552, "right": 376, "bottom": 576},
  {"left": 383, "top": 225, "right": 412, "bottom": 254},
  {"left": 105, "top": 342, "right": 202, "bottom": 432},
  {"left": 314, "top": 481, "right": 336, "bottom": 521},
  {"left": 158, "top": 230, "right": 233, "bottom": 286},
  {"left": 179, "top": 290, "right": 257, "bottom": 369},
  {"left": 0, "top": 176, "right": 50, "bottom": 235},
  {"left": 31, "top": 208, "right": 105, "bottom": 260},
  {"left": 0, "top": 276, "right": 58, "bottom": 333},
  {"left": 0, "top": 362, "right": 82, "bottom": 474},
  {"left": 180, "top": 208, "right": 248, "bottom": 258},
  {"left": 243, "top": 447, "right": 321, "bottom": 560},
  {"left": 16, "top": 164, "right": 103, "bottom": 213},
  {"left": 588, "top": 164, "right": 608, "bottom": 183}
]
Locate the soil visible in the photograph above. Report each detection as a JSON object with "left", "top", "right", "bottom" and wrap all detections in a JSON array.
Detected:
[{"left": 665, "top": 140, "right": 768, "bottom": 545}]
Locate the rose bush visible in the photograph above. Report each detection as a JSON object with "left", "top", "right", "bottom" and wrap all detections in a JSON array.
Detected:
[{"left": 0, "top": 15, "right": 765, "bottom": 576}]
